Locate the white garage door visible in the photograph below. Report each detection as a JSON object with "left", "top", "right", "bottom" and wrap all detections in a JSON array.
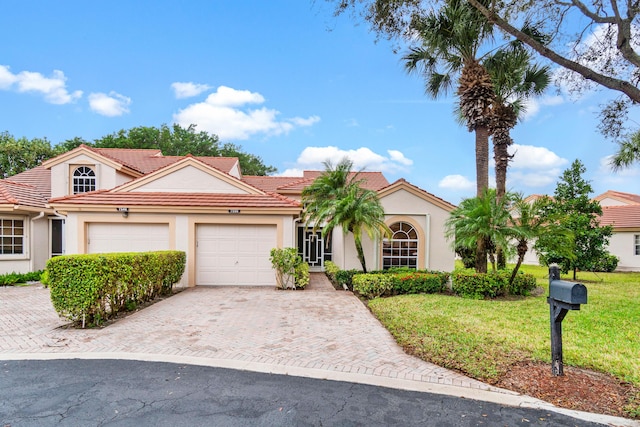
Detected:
[
  {"left": 196, "top": 224, "right": 277, "bottom": 286},
  {"left": 87, "top": 223, "right": 170, "bottom": 254}
]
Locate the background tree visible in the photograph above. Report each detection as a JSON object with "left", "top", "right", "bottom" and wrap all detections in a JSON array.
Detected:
[
  {"left": 301, "top": 158, "right": 389, "bottom": 272},
  {"left": 69, "top": 124, "right": 276, "bottom": 175},
  {"left": 0, "top": 131, "right": 55, "bottom": 178},
  {"left": 535, "top": 160, "right": 613, "bottom": 279}
]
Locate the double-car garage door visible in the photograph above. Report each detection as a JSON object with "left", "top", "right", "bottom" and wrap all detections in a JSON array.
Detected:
[
  {"left": 87, "top": 222, "right": 276, "bottom": 286},
  {"left": 196, "top": 224, "right": 276, "bottom": 286}
]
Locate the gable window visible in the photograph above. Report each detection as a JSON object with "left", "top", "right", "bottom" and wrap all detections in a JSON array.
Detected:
[
  {"left": 382, "top": 221, "right": 418, "bottom": 269},
  {"left": 72, "top": 166, "right": 96, "bottom": 194},
  {"left": 635, "top": 235, "right": 640, "bottom": 256},
  {"left": 0, "top": 218, "right": 24, "bottom": 255}
]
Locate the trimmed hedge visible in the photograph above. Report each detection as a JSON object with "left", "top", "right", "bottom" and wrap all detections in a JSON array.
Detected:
[
  {"left": 452, "top": 269, "right": 536, "bottom": 299},
  {"left": 352, "top": 274, "right": 393, "bottom": 299},
  {"left": 47, "top": 251, "right": 185, "bottom": 326},
  {"left": 389, "top": 272, "right": 449, "bottom": 295}
]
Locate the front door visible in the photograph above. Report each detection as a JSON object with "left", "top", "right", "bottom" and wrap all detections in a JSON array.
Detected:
[{"left": 298, "top": 227, "right": 332, "bottom": 271}]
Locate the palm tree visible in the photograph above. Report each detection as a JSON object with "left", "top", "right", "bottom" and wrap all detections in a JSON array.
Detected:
[
  {"left": 445, "top": 188, "right": 515, "bottom": 273},
  {"left": 301, "top": 158, "right": 390, "bottom": 272},
  {"left": 404, "top": 0, "right": 495, "bottom": 272},
  {"left": 485, "top": 39, "right": 551, "bottom": 200},
  {"left": 404, "top": 0, "right": 495, "bottom": 197},
  {"left": 610, "top": 130, "right": 640, "bottom": 170}
]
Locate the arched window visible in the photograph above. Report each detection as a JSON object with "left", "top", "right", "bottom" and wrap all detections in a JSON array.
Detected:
[
  {"left": 382, "top": 221, "right": 418, "bottom": 269},
  {"left": 72, "top": 166, "right": 96, "bottom": 194}
]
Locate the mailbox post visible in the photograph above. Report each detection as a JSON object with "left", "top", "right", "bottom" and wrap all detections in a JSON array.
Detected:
[{"left": 547, "top": 264, "right": 587, "bottom": 376}]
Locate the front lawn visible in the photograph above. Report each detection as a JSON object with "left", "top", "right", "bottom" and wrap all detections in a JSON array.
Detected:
[{"left": 368, "top": 264, "right": 639, "bottom": 409}]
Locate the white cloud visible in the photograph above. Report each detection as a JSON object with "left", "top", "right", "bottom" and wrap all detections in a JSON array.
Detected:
[
  {"left": 438, "top": 175, "right": 475, "bottom": 191},
  {"left": 88, "top": 91, "right": 131, "bottom": 117},
  {"left": 0, "top": 65, "right": 82, "bottom": 104},
  {"left": 173, "top": 85, "right": 320, "bottom": 140},
  {"left": 291, "top": 146, "right": 413, "bottom": 174},
  {"left": 387, "top": 150, "right": 413, "bottom": 166},
  {"left": 508, "top": 144, "right": 568, "bottom": 170},
  {"left": 521, "top": 95, "right": 565, "bottom": 120},
  {"left": 0, "top": 65, "right": 18, "bottom": 89},
  {"left": 171, "top": 81, "right": 212, "bottom": 99}
]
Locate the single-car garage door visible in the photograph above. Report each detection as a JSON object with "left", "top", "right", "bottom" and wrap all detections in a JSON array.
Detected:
[
  {"left": 87, "top": 223, "right": 170, "bottom": 254},
  {"left": 196, "top": 224, "right": 276, "bottom": 286}
]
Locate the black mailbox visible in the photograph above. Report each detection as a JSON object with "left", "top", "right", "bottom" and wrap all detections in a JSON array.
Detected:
[{"left": 549, "top": 280, "right": 587, "bottom": 305}]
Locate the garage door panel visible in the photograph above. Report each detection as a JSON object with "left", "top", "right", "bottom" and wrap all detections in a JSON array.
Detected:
[
  {"left": 88, "top": 223, "right": 170, "bottom": 254},
  {"left": 196, "top": 224, "right": 276, "bottom": 286}
]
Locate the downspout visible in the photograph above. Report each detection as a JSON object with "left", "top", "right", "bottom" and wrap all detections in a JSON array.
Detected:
[{"left": 30, "top": 211, "right": 46, "bottom": 272}]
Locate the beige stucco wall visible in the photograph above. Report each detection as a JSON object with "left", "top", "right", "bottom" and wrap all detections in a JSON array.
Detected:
[
  {"left": 0, "top": 212, "right": 49, "bottom": 274},
  {"left": 598, "top": 197, "right": 630, "bottom": 207},
  {"left": 332, "top": 188, "right": 455, "bottom": 273},
  {"left": 130, "top": 166, "right": 249, "bottom": 193},
  {"left": 608, "top": 230, "right": 640, "bottom": 271}
]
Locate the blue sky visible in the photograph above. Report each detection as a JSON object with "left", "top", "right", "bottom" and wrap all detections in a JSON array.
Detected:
[{"left": 1, "top": 0, "right": 638, "bottom": 204}]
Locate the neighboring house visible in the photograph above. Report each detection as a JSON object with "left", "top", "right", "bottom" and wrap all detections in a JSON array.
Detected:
[
  {"left": 0, "top": 145, "right": 456, "bottom": 285},
  {"left": 514, "top": 190, "right": 640, "bottom": 272},
  {"left": 595, "top": 190, "right": 640, "bottom": 272}
]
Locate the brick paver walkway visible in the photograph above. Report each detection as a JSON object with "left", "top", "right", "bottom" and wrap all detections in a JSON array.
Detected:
[{"left": 0, "top": 274, "right": 507, "bottom": 393}]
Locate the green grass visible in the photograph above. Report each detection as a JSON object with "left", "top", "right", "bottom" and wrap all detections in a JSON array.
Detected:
[{"left": 368, "top": 264, "right": 640, "bottom": 387}]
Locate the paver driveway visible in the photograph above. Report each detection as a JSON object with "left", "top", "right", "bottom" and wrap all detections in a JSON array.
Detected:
[{"left": 0, "top": 275, "right": 507, "bottom": 394}]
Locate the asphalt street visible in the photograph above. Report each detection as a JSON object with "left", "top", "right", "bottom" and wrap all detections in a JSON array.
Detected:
[{"left": 0, "top": 359, "right": 603, "bottom": 427}]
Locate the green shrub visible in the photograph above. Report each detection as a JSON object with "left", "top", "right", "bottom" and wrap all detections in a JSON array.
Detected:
[
  {"left": 324, "top": 260, "right": 340, "bottom": 283},
  {"left": 390, "top": 272, "right": 448, "bottom": 295},
  {"left": 352, "top": 273, "right": 393, "bottom": 299},
  {"left": 295, "top": 261, "right": 310, "bottom": 289},
  {"left": 46, "top": 251, "right": 185, "bottom": 326},
  {"left": 589, "top": 254, "right": 619, "bottom": 272},
  {"left": 452, "top": 269, "right": 536, "bottom": 299},
  {"left": 0, "top": 270, "right": 44, "bottom": 286},
  {"left": 335, "top": 269, "right": 360, "bottom": 290},
  {"left": 270, "top": 247, "right": 309, "bottom": 290}
]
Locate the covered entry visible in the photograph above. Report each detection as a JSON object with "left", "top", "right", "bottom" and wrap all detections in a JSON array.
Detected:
[{"left": 196, "top": 224, "right": 277, "bottom": 286}]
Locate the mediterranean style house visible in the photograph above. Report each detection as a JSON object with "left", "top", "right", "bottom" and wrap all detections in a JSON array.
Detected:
[
  {"left": 517, "top": 190, "right": 640, "bottom": 272},
  {"left": 595, "top": 190, "right": 640, "bottom": 271},
  {"left": 0, "top": 145, "right": 456, "bottom": 286}
]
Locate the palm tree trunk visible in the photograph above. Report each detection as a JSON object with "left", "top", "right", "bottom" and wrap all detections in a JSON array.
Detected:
[
  {"left": 476, "top": 125, "right": 490, "bottom": 196},
  {"left": 475, "top": 238, "right": 487, "bottom": 273},
  {"left": 354, "top": 234, "right": 368, "bottom": 273},
  {"left": 508, "top": 239, "right": 528, "bottom": 287}
]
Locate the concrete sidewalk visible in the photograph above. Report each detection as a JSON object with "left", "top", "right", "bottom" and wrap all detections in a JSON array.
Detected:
[{"left": 1, "top": 274, "right": 636, "bottom": 427}]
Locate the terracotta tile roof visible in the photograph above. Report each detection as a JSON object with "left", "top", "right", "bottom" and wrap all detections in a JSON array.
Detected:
[
  {"left": 6, "top": 166, "right": 51, "bottom": 199},
  {"left": 303, "top": 170, "right": 389, "bottom": 191},
  {"left": 91, "top": 147, "right": 239, "bottom": 175},
  {"left": 0, "top": 180, "right": 48, "bottom": 208},
  {"left": 599, "top": 205, "right": 640, "bottom": 229},
  {"left": 49, "top": 191, "right": 301, "bottom": 209},
  {"left": 594, "top": 190, "right": 640, "bottom": 205},
  {"left": 241, "top": 176, "right": 305, "bottom": 192}
]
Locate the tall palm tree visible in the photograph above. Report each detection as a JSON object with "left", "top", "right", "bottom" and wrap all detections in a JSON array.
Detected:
[
  {"left": 404, "top": 0, "right": 495, "bottom": 272},
  {"left": 445, "top": 188, "right": 515, "bottom": 273},
  {"left": 485, "top": 40, "right": 551, "bottom": 200},
  {"left": 301, "top": 158, "right": 390, "bottom": 272},
  {"left": 404, "top": 0, "right": 495, "bottom": 197}
]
